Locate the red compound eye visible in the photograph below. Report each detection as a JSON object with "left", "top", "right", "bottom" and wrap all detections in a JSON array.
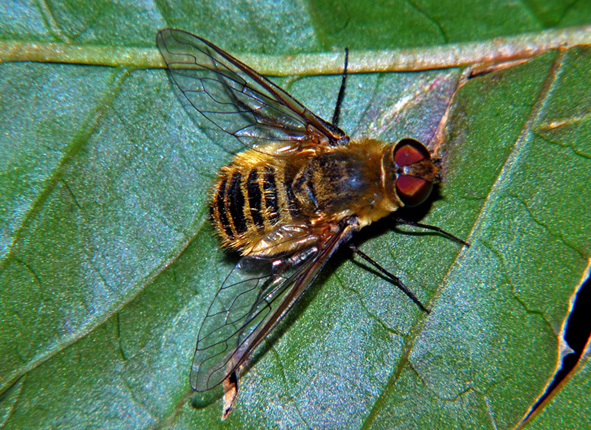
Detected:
[
  {"left": 394, "top": 138, "right": 431, "bottom": 167},
  {"left": 396, "top": 175, "right": 433, "bottom": 207}
]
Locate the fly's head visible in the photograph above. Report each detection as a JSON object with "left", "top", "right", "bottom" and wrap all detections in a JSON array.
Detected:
[{"left": 385, "top": 138, "right": 439, "bottom": 207}]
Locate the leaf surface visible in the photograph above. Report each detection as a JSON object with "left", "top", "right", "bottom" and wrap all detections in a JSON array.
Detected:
[{"left": 1, "top": 1, "right": 590, "bottom": 429}]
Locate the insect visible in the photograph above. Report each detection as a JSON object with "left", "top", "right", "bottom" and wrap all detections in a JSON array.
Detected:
[{"left": 156, "top": 29, "right": 467, "bottom": 419}]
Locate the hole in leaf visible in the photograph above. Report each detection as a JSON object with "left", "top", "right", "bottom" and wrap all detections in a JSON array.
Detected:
[{"left": 529, "top": 271, "right": 591, "bottom": 415}]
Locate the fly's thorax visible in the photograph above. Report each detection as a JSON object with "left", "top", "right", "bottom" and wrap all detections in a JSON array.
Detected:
[
  {"left": 382, "top": 138, "right": 439, "bottom": 209},
  {"left": 291, "top": 142, "right": 384, "bottom": 219}
]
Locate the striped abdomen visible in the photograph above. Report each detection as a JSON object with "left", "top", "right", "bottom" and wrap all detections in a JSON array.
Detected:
[{"left": 210, "top": 159, "right": 301, "bottom": 253}]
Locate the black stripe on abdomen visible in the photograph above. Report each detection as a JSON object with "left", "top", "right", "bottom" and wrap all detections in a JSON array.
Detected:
[
  {"left": 284, "top": 179, "right": 300, "bottom": 218},
  {"left": 263, "top": 167, "right": 280, "bottom": 224},
  {"left": 215, "top": 177, "right": 234, "bottom": 240},
  {"left": 246, "top": 168, "right": 265, "bottom": 229},
  {"left": 227, "top": 171, "right": 247, "bottom": 235}
]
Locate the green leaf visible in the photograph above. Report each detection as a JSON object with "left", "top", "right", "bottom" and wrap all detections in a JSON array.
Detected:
[
  {"left": 1, "top": 1, "right": 590, "bottom": 429},
  {"left": 361, "top": 46, "right": 591, "bottom": 430}
]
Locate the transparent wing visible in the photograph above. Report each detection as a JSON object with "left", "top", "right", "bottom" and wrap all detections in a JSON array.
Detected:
[
  {"left": 156, "top": 29, "right": 348, "bottom": 154},
  {"left": 191, "top": 222, "right": 353, "bottom": 391}
]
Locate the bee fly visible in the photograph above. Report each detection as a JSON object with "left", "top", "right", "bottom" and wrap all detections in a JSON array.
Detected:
[{"left": 156, "top": 29, "right": 468, "bottom": 419}]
